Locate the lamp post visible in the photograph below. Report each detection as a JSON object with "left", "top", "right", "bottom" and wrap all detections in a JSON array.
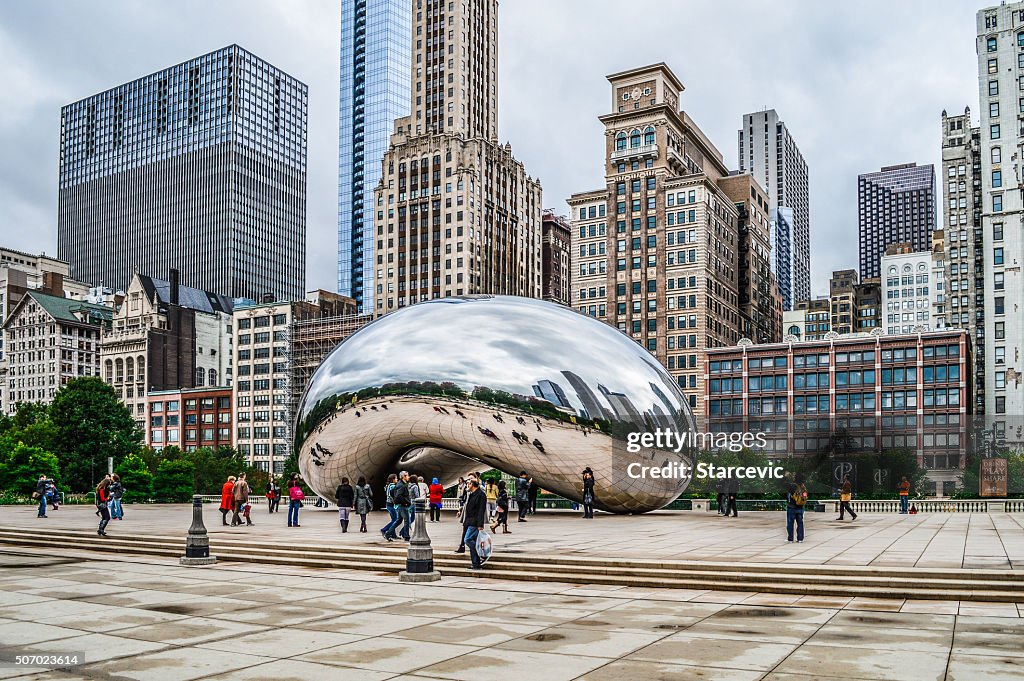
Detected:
[
  {"left": 180, "top": 495, "right": 217, "bottom": 566},
  {"left": 399, "top": 498, "right": 440, "bottom": 582}
]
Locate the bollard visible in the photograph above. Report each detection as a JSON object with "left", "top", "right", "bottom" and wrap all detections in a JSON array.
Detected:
[
  {"left": 180, "top": 495, "right": 217, "bottom": 566},
  {"left": 399, "top": 498, "right": 441, "bottom": 582}
]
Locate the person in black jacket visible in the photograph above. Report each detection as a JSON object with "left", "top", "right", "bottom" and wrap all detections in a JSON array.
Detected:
[
  {"left": 462, "top": 478, "right": 487, "bottom": 569},
  {"left": 391, "top": 471, "right": 413, "bottom": 541},
  {"left": 515, "top": 472, "right": 530, "bottom": 522},
  {"left": 581, "top": 468, "right": 595, "bottom": 519},
  {"left": 335, "top": 477, "right": 355, "bottom": 533},
  {"left": 725, "top": 473, "right": 738, "bottom": 518}
]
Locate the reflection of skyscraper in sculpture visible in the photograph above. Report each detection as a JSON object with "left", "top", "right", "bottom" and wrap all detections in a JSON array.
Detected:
[
  {"left": 533, "top": 380, "right": 571, "bottom": 409},
  {"left": 599, "top": 385, "right": 644, "bottom": 424},
  {"left": 561, "top": 370, "right": 611, "bottom": 421}
]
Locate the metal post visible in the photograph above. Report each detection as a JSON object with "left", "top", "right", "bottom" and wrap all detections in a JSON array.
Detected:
[
  {"left": 180, "top": 495, "right": 217, "bottom": 566},
  {"left": 399, "top": 498, "right": 441, "bottom": 582}
]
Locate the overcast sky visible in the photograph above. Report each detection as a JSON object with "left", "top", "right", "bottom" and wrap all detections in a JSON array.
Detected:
[{"left": 0, "top": 0, "right": 981, "bottom": 297}]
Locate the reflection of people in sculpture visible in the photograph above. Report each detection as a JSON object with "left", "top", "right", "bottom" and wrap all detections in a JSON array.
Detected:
[
  {"left": 532, "top": 438, "right": 545, "bottom": 453},
  {"left": 315, "top": 442, "right": 335, "bottom": 458}
]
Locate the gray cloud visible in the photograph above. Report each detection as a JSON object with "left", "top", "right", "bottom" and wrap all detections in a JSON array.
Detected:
[{"left": 0, "top": 0, "right": 979, "bottom": 297}]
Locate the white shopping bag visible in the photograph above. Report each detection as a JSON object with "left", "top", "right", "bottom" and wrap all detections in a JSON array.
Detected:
[{"left": 475, "top": 528, "right": 493, "bottom": 561}]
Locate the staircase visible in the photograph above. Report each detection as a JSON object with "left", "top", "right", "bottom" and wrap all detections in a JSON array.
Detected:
[{"left": 1, "top": 526, "right": 1020, "bottom": 603}]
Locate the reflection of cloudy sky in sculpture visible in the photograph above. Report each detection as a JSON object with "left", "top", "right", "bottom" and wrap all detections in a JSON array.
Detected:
[{"left": 298, "top": 296, "right": 692, "bottom": 430}]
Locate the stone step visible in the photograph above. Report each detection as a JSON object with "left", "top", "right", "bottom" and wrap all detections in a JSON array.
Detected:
[{"left": 1, "top": 530, "right": 1021, "bottom": 602}]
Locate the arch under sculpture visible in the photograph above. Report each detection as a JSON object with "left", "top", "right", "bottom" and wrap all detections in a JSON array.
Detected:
[{"left": 294, "top": 296, "right": 697, "bottom": 514}]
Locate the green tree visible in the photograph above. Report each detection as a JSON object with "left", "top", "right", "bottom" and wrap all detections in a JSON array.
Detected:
[
  {"left": 0, "top": 443, "right": 60, "bottom": 494},
  {"left": 153, "top": 458, "right": 196, "bottom": 503},
  {"left": 49, "top": 377, "right": 142, "bottom": 491},
  {"left": 115, "top": 453, "right": 153, "bottom": 502}
]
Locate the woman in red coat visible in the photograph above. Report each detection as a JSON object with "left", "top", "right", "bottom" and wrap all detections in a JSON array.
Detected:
[
  {"left": 219, "top": 476, "right": 236, "bottom": 526},
  {"left": 428, "top": 477, "right": 445, "bottom": 522}
]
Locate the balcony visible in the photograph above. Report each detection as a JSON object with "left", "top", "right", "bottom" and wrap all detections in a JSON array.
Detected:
[{"left": 611, "top": 143, "right": 658, "bottom": 162}]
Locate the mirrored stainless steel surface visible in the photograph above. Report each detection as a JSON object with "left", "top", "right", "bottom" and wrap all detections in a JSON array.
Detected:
[{"left": 295, "top": 296, "right": 695, "bottom": 513}]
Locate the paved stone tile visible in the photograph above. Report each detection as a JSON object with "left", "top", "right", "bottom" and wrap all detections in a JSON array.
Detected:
[
  {"left": 22, "top": 632, "right": 168, "bottom": 664},
  {"left": 390, "top": 618, "right": 544, "bottom": 646},
  {"left": 418, "top": 648, "right": 608, "bottom": 681},
  {"left": 900, "top": 599, "right": 961, "bottom": 615},
  {"left": 955, "top": 615, "right": 1024, "bottom": 635},
  {"left": 494, "top": 625, "right": 666, "bottom": 659},
  {"left": 625, "top": 632, "right": 797, "bottom": 671},
  {"left": 574, "top": 659, "right": 764, "bottom": 680},
  {"left": 116, "top": 616, "right": 268, "bottom": 646},
  {"left": 771, "top": 643, "right": 948, "bottom": 680},
  {"left": 292, "top": 612, "right": 440, "bottom": 636},
  {"left": 845, "top": 597, "right": 906, "bottom": 612},
  {"left": 206, "top": 602, "right": 337, "bottom": 627},
  {"left": 0, "top": 621, "right": 86, "bottom": 646},
  {"left": 81, "top": 648, "right": 272, "bottom": 681},
  {"left": 558, "top": 609, "right": 705, "bottom": 635},
  {"left": 958, "top": 602, "right": 1021, "bottom": 618},
  {"left": 951, "top": 631, "right": 1024, "bottom": 658},
  {"left": 198, "top": 627, "right": 366, "bottom": 656},
  {"left": 296, "top": 637, "right": 478, "bottom": 673},
  {"left": 808, "top": 623, "right": 953, "bottom": 653},
  {"left": 201, "top": 659, "right": 396, "bottom": 681},
  {"left": 828, "top": 609, "right": 955, "bottom": 630},
  {"left": 682, "top": 618, "right": 821, "bottom": 645},
  {"left": 945, "top": 653, "right": 1024, "bottom": 680},
  {"left": 0, "top": 591, "right": 56, "bottom": 608}
]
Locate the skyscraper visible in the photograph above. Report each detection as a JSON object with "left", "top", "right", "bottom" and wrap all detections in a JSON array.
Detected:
[
  {"left": 856, "top": 163, "right": 936, "bottom": 280},
  {"left": 57, "top": 45, "right": 308, "bottom": 301},
  {"left": 977, "top": 4, "right": 1023, "bottom": 434},
  {"left": 373, "top": 0, "right": 543, "bottom": 314},
  {"left": 738, "top": 110, "right": 810, "bottom": 309},
  {"left": 940, "top": 107, "right": 986, "bottom": 415},
  {"left": 338, "top": 0, "right": 412, "bottom": 311}
]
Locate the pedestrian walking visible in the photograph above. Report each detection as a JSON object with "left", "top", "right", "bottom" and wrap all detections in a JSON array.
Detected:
[
  {"left": 287, "top": 475, "right": 305, "bottom": 527},
  {"left": 219, "top": 476, "right": 235, "bottom": 526},
  {"left": 837, "top": 474, "right": 858, "bottom": 521},
  {"left": 516, "top": 471, "right": 530, "bottom": 522},
  {"left": 462, "top": 478, "right": 487, "bottom": 570},
  {"left": 490, "top": 479, "right": 511, "bottom": 533},
  {"left": 380, "top": 474, "right": 399, "bottom": 540},
  {"left": 109, "top": 474, "right": 125, "bottom": 520},
  {"left": 715, "top": 477, "right": 726, "bottom": 516},
  {"left": 581, "top": 467, "right": 596, "bottom": 519},
  {"left": 408, "top": 474, "right": 422, "bottom": 525},
  {"left": 96, "top": 478, "right": 112, "bottom": 536},
  {"left": 485, "top": 477, "right": 498, "bottom": 520},
  {"left": 335, "top": 477, "right": 355, "bottom": 533},
  {"left": 528, "top": 478, "right": 540, "bottom": 515},
  {"left": 429, "top": 477, "right": 444, "bottom": 522},
  {"left": 786, "top": 474, "right": 808, "bottom": 543},
  {"left": 355, "top": 476, "right": 373, "bottom": 532},
  {"left": 456, "top": 476, "right": 468, "bottom": 518},
  {"left": 232, "top": 473, "right": 251, "bottom": 527},
  {"left": 898, "top": 476, "right": 911, "bottom": 514},
  {"left": 266, "top": 479, "right": 282, "bottom": 513},
  {"left": 726, "top": 473, "right": 738, "bottom": 518},
  {"left": 46, "top": 478, "right": 60, "bottom": 512},
  {"left": 35, "top": 474, "right": 50, "bottom": 518},
  {"left": 388, "top": 471, "right": 413, "bottom": 541}
]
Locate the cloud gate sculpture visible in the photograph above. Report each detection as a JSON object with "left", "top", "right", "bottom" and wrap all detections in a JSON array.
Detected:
[{"left": 294, "top": 296, "right": 697, "bottom": 513}]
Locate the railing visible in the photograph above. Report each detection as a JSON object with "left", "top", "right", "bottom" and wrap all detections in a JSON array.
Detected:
[
  {"left": 832, "top": 499, "right": 991, "bottom": 513},
  {"left": 610, "top": 143, "right": 658, "bottom": 161}
]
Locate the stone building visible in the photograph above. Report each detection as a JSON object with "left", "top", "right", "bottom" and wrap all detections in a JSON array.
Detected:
[
  {"left": 373, "top": 0, "right": 542, "bottom": 314},
  {"left": 542, "top": 210, "right": 572, "bottom": 306}
]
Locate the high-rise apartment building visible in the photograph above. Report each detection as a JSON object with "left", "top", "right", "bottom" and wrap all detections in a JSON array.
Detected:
[
  {"left": 57, "top": 45, "right": 308, "bottom": 301},
  {"left": 738, "top": 110, "right": 811, "bottom": 310},
  {"left": 857, "top": 163, "right": 937, "bottom": 280},
  {"left": 977, "top": 5, "right": 1023, "bottom": 436},
  {"left": 940, "top": 108, "right": 986, "bottom": 415},
  {"left": 373, "top": 0, "right": 542, "bottom": 313},
  {"left": 338, "top": 0, "right": 412, "bottom": 311},
  {"left": 542, "top": 210, "right": 572, "bottom": 306},
  {"left": 719, "top": 173, "right": 782, "bottom": 344},
  {"left": 569, "top": 63, "right": 744, "bottom": 414}
]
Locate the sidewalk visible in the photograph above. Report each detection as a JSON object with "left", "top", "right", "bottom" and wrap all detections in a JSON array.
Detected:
[{"left": 9, "top": 503, "right": 1024, "bottom": 570}]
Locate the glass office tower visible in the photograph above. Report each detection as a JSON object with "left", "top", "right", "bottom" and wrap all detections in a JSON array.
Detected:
[
  {"left": 57, "top": 45, "right": 308, "bottom": 301},
  {"left": 337, "top": 0, "right": 411, "bottom": 311}
]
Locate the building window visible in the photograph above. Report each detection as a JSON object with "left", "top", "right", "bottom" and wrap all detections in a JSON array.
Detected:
[
  {"left": 989, "top": 80, "right": 999, "bottom": 96},
  {"left": 994, "top": 247, "right": 1004, "bottom": 265},
  {"left": 991, "top": 124, "right": 1001, "bottom": 139},
  {"left": 993, "top": 195, "right": 1003, "bottom": 212},
  {"left": 993, "top": 170, "right": 1002, "bottom": 187}
]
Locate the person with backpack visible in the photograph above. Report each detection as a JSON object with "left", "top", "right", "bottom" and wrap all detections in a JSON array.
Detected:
[
  {"left": 109, "top": 474, "right": 125, "bottom": 520},
  {"left": 380, "top": 473, "right": 399, "bottom": 540},
  {"left": 581, "top": 468, "right": 595, "bottom": 519},
  {"left": 898, "top": 476, "right": 911, "bottom": 514},
  {"left": 287, "top": 475, "right": 305, "bottom": 527},
  {"left": 786, "top": 473, "right": 808, "bottom": 543},
  {"left": 335, "top": 477, "right": 355, "bottom": 533},
  {"left": 490, "top": 479, "right": 511, "bottom": 533},
  {"left": 516, "top": 471, "right": 530, "bottom": 522},
  {"left": 837, "top": 474, "right": 857, "bottom": 521},
  {"left": 354, "top": 476, "right": 373, "bottom": 532},
  {"left": 428, "top": 477, "right": 445, "bottom": 522},
  {"left": 96, "top": 478, "right": 112, "bottom": 536}
]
